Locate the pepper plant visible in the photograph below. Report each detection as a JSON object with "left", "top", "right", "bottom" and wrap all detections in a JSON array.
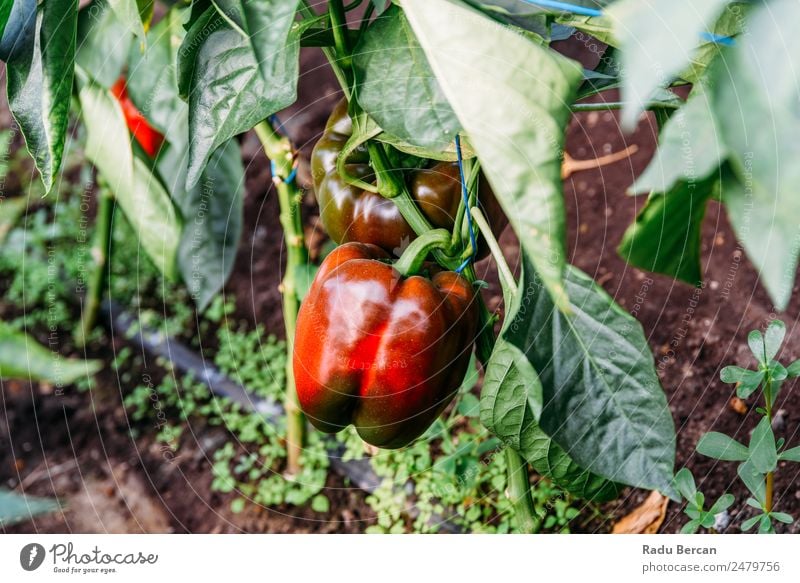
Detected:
[{"left": 3, "top": 0, "right": 800, "bottom": 532}]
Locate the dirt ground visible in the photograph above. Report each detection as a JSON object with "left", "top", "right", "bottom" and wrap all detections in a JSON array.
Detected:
[{"left": 3, "top": 39, "right": 800, "bottom": 534}]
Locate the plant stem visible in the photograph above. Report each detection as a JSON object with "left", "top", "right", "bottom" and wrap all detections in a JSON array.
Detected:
[
  {"left": 504, "top": 444, "right": 539, "bottom": 534},
  {"left": 471, "top": 207, "right": 515, "bottom": 295},
  {"left": 254, "top": 120, "right": 309, "bottom": 476},
  {"left": 571, "top": 100, "right": 681, "bottom": 113},
  {"left": 328, "top": 0, "right": 352, "bottom": 70},
  {"left": 75, "top": 187, "right": 114, "bottom": 347},
  {"left": 298, "top": 0, "right": 351, "bottom": 99},
  {"left": 764, "top": 376, "right": 774, "bottom": 512}
]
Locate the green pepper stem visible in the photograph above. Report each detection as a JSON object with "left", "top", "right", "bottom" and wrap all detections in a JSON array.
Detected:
[
  {"left": 255, "top": 119, "right": 308, "bottom": 476},
  {"left": 393, "top": 229, "right": 452, "bottom": 277},
  {"left": 75, "top": 185, "right": 115, "bottom": 347},
  {"left": 471, "top": 207, "right": 516, "bottom": 297}
]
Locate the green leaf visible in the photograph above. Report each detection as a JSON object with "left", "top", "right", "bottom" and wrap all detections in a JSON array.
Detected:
[
  {"left": 749, "top": 417, "right": 777, "bottom": 474},
  {"left": 175, "top": 140, "right": 244, "bottom": 312},
  {"left": 211, "top": 0, "right": 300, "bottom": 83},
  {"left": 678, "top": 3, "right": 748, "bottom": 84},
  {"left": 737, "top": 460, "right": 765, "bottom": 506},
  {"left": 353, "top": 5, "right": 459, "bottom": 151},
  {"left": 127, "top": 6, "right": 186, "bottom": 136},
  {"left": 481, "top": 339, "right": 544, "bottom": 443},
  {"left": 504, "top": 258, "right": 676, "bottom": 493},
  {"left": 181, "top": 7, "right": 299, "bottom": 188},
  {"left": 764, "top": 320, "right": 785, "bottom": 363},
  {"left": 771, "top": 512, "right": 793, "bottom": 525},
  {"left": 107, "top": 0, "right": 145, "bottom": 38},
  {"left": 748, "top": 329, "right": 766, "bottom": 365},
  {"left": 618, "top": 177, "right": 717, "bottom": 286},
  {"left": 523, "top": 423, "right": 621, "bottom": 502},
  {"left": 779, "top": 445, "right": 800, "bottom": 462},
  {"left": 713, "top": 0, "right": 800, "bottom": 311},
  {"left": 402, "top": 0, "right": 583, "bottom": 311},
  {"left": 769, "top": 361, "right": 788, "bottom": 383},
  {"left": 0, "top": 1, "right": 12, "bottom": 42},
  {"left": 786, "top": 359, "right": 800, "bottom": 378},
  {"left": 708, "top": 493, "right": 734, "bottom": 515},
  {"left": 6, "top": 0, "right": 77, "bottom": 193},
  {"left": 720, "top": 363, "right": 767, "bottom": 399},
  {"left": 78, "top": 75, "right": 181, "bottom": 279},
  {"left": 76, "top": 0, "right": 133, "bottom": 88},
  {"left": 0, "top": 322, "right": 102, "bottom": 383},
  {"left": 606, "top": 0, "right": 733, "bottom": 129},
  {"left": 758, "top": 515, "right": 775, "bottom": 534},
  {"left": 0, "top": 194, "right": 29, "bottom": 244},
  {"left": 680, "top": 519, "right": 701, "bottom": 534},
  {"left": 673, "top": 468, "right": 697, "bottom": 502},
  {"left": 631, "top": 89, "right": 725, "bottom": 196},
  {"left": 0, "top": 488, "right": 60, "bottom": 526},
  {"left": 696, "top": 432, "right": 749, "bottom": 462},
  {"left": 741, "top": 514, "right": 761, "bottom": 532},
  {"left": 311, "top": 494, "right": 330, "bottom": 513}
]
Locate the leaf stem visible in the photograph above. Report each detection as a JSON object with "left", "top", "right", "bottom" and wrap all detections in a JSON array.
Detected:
[
  {"left": 471, "top": 206, "right": 516, "bottom": 298},
  {"left": 298, "top": 1, "right": 351, "bottom": 99},
  {"left": 328, "top": 0, "right": 353, "bottom": 70},
  {"left": 75, "top": 186, "right": 115, "bottom": 347},
  {"left": 254, "top": 119, "right": 309, "bottom": 476},
  {"left": 504, "top": 446, "right": 539, "bottom": 534},
  {"left": 571, "top": 100, "right": 681, "bottom": 113}
]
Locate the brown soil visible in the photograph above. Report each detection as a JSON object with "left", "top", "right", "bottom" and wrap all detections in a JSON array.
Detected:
[{"left": 4, "top": 40, "right": 800, "bottom": 534}]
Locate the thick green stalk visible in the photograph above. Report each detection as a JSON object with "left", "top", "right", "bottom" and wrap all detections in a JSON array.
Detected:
[
  {"left": 468, "top": 207, "right": 538, "bottom": 534},
  {"left": 75, "top": 187, "right": 114, "bottom": 347},
  {"left": 254, "top": 120, "right": 309, "bottom": 476},
  {"left": 328, "top": 0, "right": 352, "bottom": 70}
]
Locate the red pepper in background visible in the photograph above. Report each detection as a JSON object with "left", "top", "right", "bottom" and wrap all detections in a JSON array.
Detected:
[
  {"left": 293, "top": 242, "right": 479, "bottom": 448},
  {"left": 110, "top": 77, "right": 165, "bottom": 158}
]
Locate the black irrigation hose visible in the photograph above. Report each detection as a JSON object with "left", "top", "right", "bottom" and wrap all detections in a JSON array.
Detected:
[{"left": 102, "top": 301, "right": 461, "bottom": 533}]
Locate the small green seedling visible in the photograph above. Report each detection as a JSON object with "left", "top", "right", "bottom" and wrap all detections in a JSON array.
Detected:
[
  {"left": 693, "top": 320, "right": 800, "bottom": 533},
  {"left": 673, "top": 468, "right": 734, "bottom": 533}
]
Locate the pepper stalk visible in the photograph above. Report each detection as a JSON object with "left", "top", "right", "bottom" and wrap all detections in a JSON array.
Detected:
[{"left": 254, "top": 119, "right": 309, "bottom": 476}]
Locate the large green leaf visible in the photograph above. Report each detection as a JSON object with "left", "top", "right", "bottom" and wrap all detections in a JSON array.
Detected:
[
  {"left": 211, "top": 0, "right": 299, "bottom": 83},
  {"left": 402, "top": 0, "right": 582, "bottom": 311},
  {"left": 353, "top": 5, "right": 460, "bottom": 151},
  {"left": 0, "top": 488, "right": 60, "bottom": 527},
  {"left": 0, "top": 322, "right": 102, "bottom": 383},
  {"left": 678, "top": 3, "right": 749, "bottom": 84},
  {"left": 631, "top": 88, "right": 725, "bottom": 196},
  {"left": 180, "top": 7, "right": 299, "bottom": 188},
  {"left": 481, "top": 338, "right": 619, "bottom": 501},
  {"left": 713, "top": 0, "right": 800, "bottom": 311},
  {"left": 107, "top": 0, "right": 145, "bottom": 38},
  {"left": 174, "top": 140, "right": 244, "bottom": 312},
  {"left": 607, "top": 0, "right": 733, "bottom": 129},
  {"left": 78, "top": 75, "right": 181, "bottom": 279},
  {"left": 524, "top": 423, "right": 621, "bottom": 502},
  {"left": 127, "top": 7, "right": 186, "bottom": 137},
  {"left": 6, "top": 0, "right": 77, "bottom": 194},
  {"left": 76, "top": 0, "right": 133, "bottom": 88},
  {"left": 504, "top": 257, "right": 676, "bottom": 493},
  {"left": 618, "top": 177, "right": 718, "bottom": 285},
  {"left": 0, "top": 0, "right": 15, "bottom": 43}
]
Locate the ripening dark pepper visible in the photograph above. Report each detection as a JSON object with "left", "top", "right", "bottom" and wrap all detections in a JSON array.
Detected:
[
  {"left": 293, "top": 242, "right": 479, "bottom": 448},
  {"left": 311, "top": 99, "right": 507, "bottom": 257},
  {"left": 110, "top": 77, "right": 165, "bottom": 158}
]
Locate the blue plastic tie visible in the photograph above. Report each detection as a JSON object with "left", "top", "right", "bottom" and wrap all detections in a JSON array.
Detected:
[
  {"left": 519, "top": 0, "right": 603, "bottom": 17},
  {"left": 699, "top": 31, "right": 735, "bottom": 46},
  {"left": 270, "top": 159, "right": 297, "bottom": 185},
  {"left": 454, "top": 134, "right": 478, "bottom": 275}
]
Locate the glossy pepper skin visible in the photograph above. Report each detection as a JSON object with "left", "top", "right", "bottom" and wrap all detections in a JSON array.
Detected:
[
  {"left": 311, "top": 99, "right": 507, "bottom": 257},
  {"left": 110, "top": 77, "right": 165, "bottom": 158},
  {"left": 293, "top": 242, "right": 479, "bottom": 448}
]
